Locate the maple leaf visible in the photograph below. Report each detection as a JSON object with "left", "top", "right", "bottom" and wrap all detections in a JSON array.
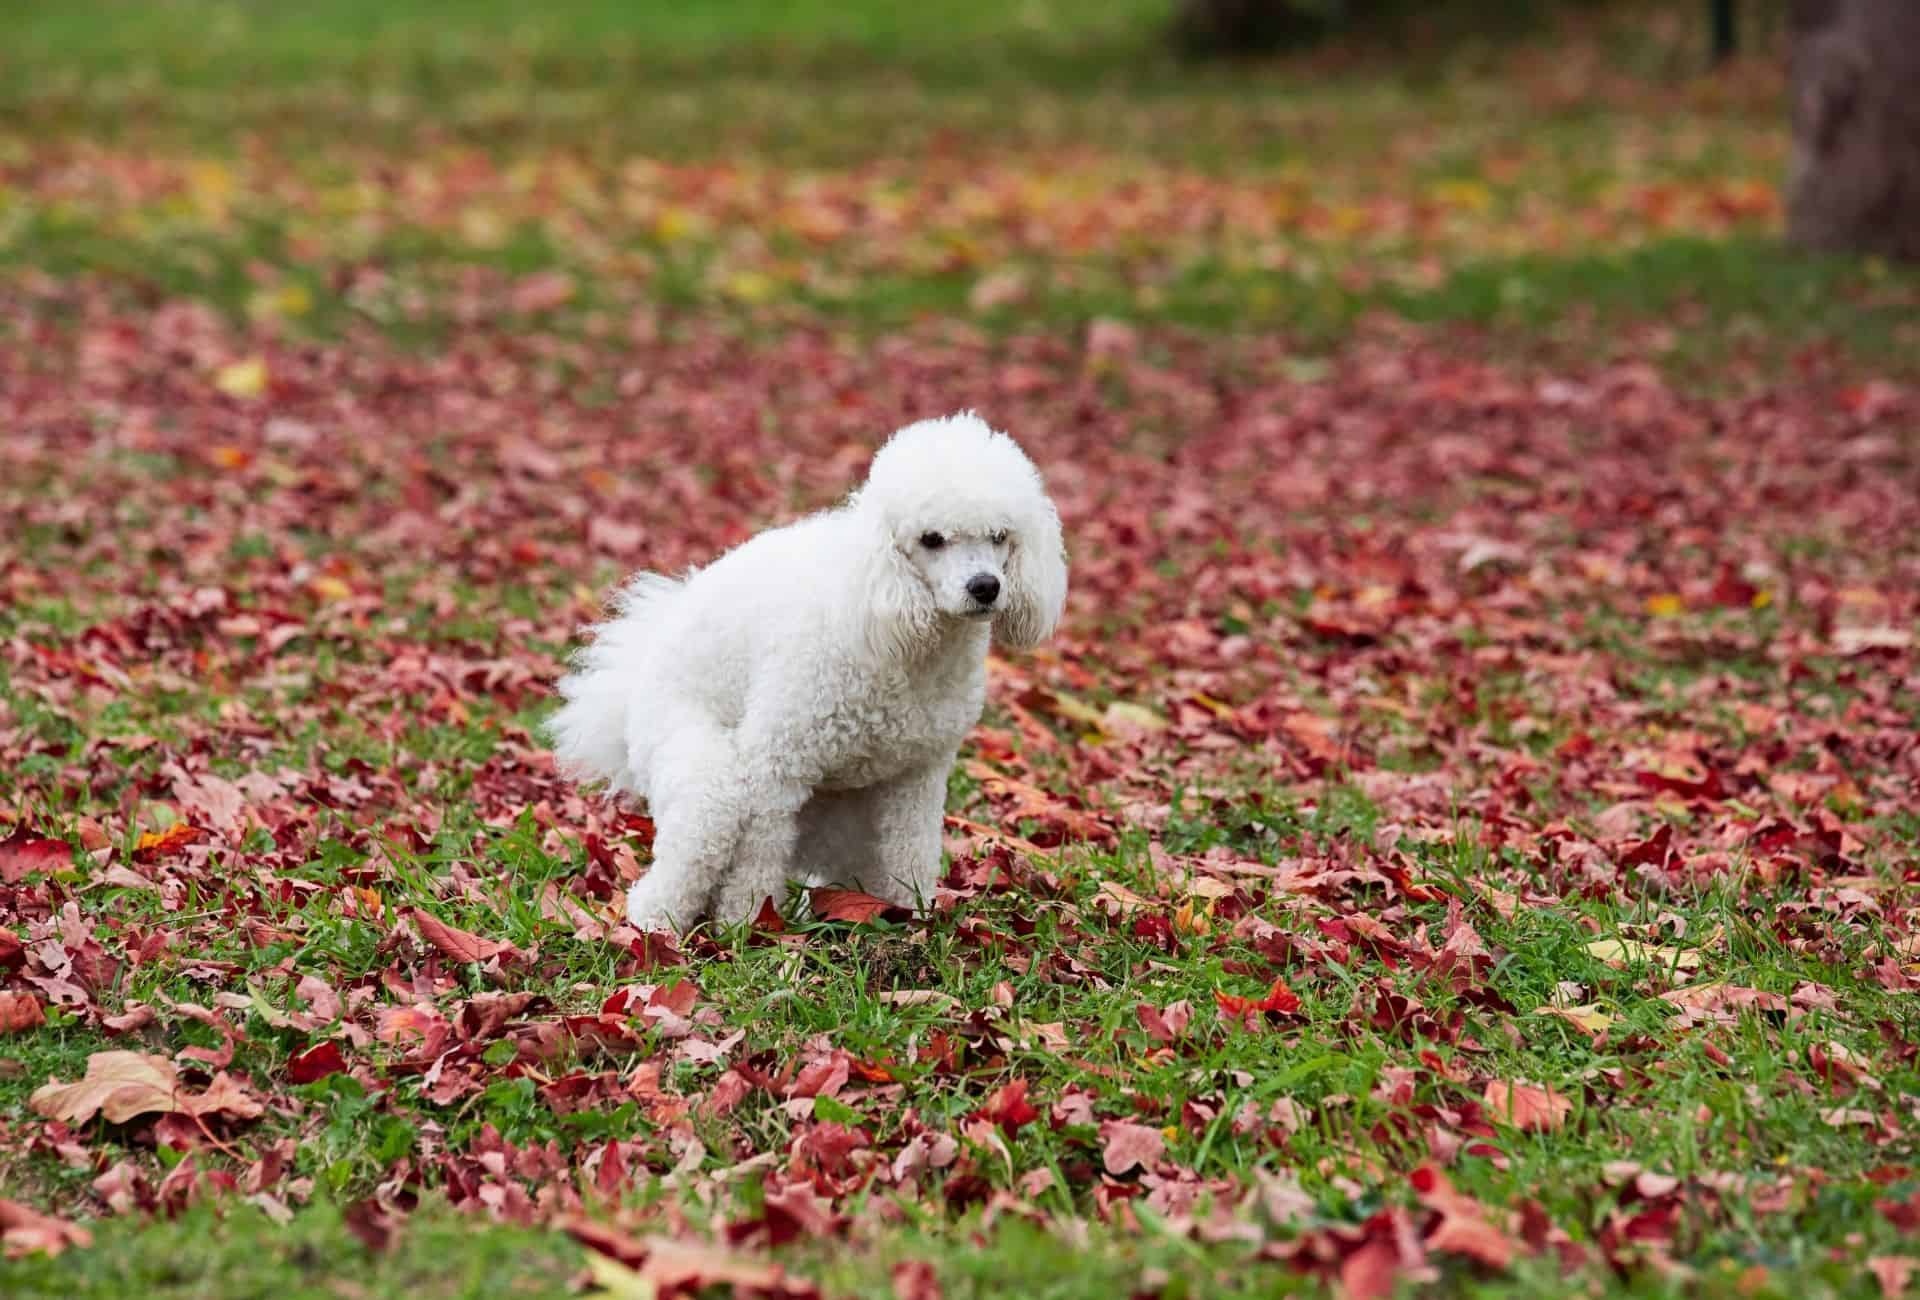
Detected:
[
  {"left": 1412, "top": 1166, "right": 1516, "bottom": 1270},
  {"left": 1869, "top": 1256, "right": 1918, "bottom": 1299},
  {"left": 287, "top": 1041, "right": 349, "bottom": 1084},
  {"left": 1482, "top": 1080, "right": 1572, "bottom": 1133},
  {"left": 1583, "top": 938, "right": 1700, "bottom": 973},
  {"left": 809, "top": 888, "right": 910, "bottom": 924},
  {"left": 892, "top": 1259, "right": 943, "bottom": 1300},
  {"left": 0, "top": 1198, "right": 93, "bottom": 1259},
  {"left": 410, "top": 909, "right": 521, "bottom": 964},
  {"left": 969, "top": 1079, "right": 1040, "bottom": 1134},
  {"left": 1137, "top": 999, "right": 1192, "bottom": 1043},
  {"left": 133, "top": 823, "right": 201, "bottom": 859},
  {"left": 30, "top": 1051, "right": 179, "bottom": 1124},
  {"left": 1215, "top": 977, "right": 1303, "bottom": 1028},
  {"left": 561, "top": 1218, "right": 815, "bottom": 1298},
  {"left": 1098, "top": 1119, "right": 1166, "bottom": 1175},
  {"left": 0, "top": 992, "right": 46, "bottom": 1034},
  {"left": 1531, "top": 1003, "right": 1613, "bottom": 1037},
  {"left": 0, "top": 832, "right": 72, "bottom": 883}
]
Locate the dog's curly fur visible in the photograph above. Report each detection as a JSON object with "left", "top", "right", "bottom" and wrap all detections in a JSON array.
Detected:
[{"left": 549, "top": 413, "right": 1067, "bottom": 931}]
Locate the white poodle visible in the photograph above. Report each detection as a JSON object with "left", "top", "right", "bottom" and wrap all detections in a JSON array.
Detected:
[{"left": 549, "top": 412, "right": 1067, "bottom": 932}]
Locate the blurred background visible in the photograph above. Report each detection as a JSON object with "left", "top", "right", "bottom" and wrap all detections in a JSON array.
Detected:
[{"left": 1, "top": 0, "right": 1912, "bottom": 378}]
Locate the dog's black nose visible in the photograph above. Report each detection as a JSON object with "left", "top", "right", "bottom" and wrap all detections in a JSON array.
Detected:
[{"left": 966, "top": 574, "right": 1001, "bottom": 606}]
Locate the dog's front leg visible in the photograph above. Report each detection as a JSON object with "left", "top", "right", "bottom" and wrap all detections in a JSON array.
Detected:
[{"left": 854, "top": 756, "right": 953, "bottom": 912}]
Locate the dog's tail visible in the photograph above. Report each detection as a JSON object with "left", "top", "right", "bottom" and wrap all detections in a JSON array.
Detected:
[{"left": 547, "top": 572, "right": 681, "bottom": 791}]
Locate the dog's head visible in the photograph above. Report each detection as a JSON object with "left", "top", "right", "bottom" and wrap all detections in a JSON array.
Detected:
[{"left": 853, "top": 413, "right": 1068, "bottom": 662}]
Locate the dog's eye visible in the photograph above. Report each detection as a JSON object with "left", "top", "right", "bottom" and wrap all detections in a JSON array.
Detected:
[
  {"left": 989, "top": 530, "right": 1009, "bottom": 546},
  {"left": 919, "top": 531, "right": 946, "bottom": 550}
]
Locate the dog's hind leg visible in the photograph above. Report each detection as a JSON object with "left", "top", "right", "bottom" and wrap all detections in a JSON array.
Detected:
[
  {"left": 625, "top": 722, "right": 738, "bottom": 932},
  {"left": 713, "top": 783, "right": 809, "bottom": 924}
]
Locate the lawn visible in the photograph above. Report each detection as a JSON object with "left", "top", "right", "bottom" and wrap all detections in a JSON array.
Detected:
[{"left": 2, "top": 2, "right": 1919, "bottom": 1297}]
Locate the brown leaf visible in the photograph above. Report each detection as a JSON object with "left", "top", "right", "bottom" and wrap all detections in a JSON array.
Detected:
[{"left": 30, "top": 1051, "right": 179, "bottom": 1124}]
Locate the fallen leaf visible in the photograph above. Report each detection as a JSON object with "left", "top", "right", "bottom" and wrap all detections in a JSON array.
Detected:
[
  {"left": 0, "top": 1198, "right": 92, "bottom": 1258},
  {"left": 0, "top": 992, "right": 46, "bottom": 1034},
  {"left": 1584, "top": 938, "right": 1701, "bottom": 972},
  {"left": 1099, "top": 1119, "right": 1165, "bottom": 1175},
  {"left": 411, "top": 909, "right": 519, "bottom": 964},
  {"left": 30, "top": 1051, "right": 179, "bottom": 1124},
  {"left": 1532, "top": 1003, "right": 1613, "bottom": 1037},
  {"left": 212, "top": 357, "right": 269, "bottom": 400},
  {"left": 809, "top": 888, "right": 909, "bottom": 924},
  {"left": 1483, "top": 1080, "right": 1572, "bottom": 1132},
  {"left": 0, "top": 832, "right": 72, "bottom": 883}
]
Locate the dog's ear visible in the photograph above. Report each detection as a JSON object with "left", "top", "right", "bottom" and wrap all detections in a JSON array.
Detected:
[
  {"left": 857, "top": 520, "right": 936, "bottom": 665},
  {"left": 995, "top": 498, "right": 1067, "bottom": 650}
]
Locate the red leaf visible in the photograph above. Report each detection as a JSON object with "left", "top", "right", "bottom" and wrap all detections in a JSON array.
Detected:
[
  {"left": 287, "top": 1041, "right": 348, "bottom": 1084},
  {"left": 1483, "top": 1080, "right": 1572, "bottom": 1132},
  {"left": 969, "top": 1078, "right": 1040, "bottom": 1134},
  {"left": 893, "top": 1259, "right": 943, "bottom": 1300},
  {"left": 0, "top": 833, "right": 72, "bottom": 883},
  {"left": 1098, "top": 1119, "right": 1166, "bottom": 1175},
  {"left": 343, "top": 1199, "right": 401, "bottom": 1252},
  {"left": 751, "top": 897, "right": 787, "bottom": 933},
  {"left": 132, "top": 823, "right": 201, "bottom": 860},
  {"left": 1214, "top": 977, "right": 1302, "bottom": 1026},
  {"left": 1339, "top": 1237, "right": 1403, "bottom": 1300},
  {"left": 0, "top": 1198, "right": 93, "bottom": 1258},
  {"left": 411, "top": 909, "right": 517, "bottom": 964},
  {"left": 1137, "top": 999, "right": 1192, "bottom": 1043},
  {"left": 809, "top": 887, "right": 910, "bottom": 924},
  {"left": 0, "top": 992, "right": 45, "bottom": 1034}
]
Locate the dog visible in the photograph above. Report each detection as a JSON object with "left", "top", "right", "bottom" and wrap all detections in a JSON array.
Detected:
[{"left": 549, "top": 412, "right": 1067, "bottom": 931}]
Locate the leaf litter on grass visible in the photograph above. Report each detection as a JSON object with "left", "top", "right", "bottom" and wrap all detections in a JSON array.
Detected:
[{"left": 0, "top": 275, "right": 1917, "bottom": 1295}]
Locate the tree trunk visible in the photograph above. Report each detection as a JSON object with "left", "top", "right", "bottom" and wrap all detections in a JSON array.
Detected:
[{"left": 1785, "top": 0, "right": 1920, "bottom": 260}]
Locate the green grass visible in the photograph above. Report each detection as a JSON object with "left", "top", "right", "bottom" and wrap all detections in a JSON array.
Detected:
[
  {"left": 4, "top": 1198, "right": 584, "bottom": 1299},
  {"left": 3, "top": 1, "right": 1919, "bottom": 1295}
]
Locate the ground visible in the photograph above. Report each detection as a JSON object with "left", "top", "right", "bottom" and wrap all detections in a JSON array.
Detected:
[{"left": 1, "top": 2, "right": 1918, "bottom": 1297}]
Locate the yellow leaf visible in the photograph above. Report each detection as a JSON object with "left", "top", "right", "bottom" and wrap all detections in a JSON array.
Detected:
[
  {"left": 1172, "top": 897, "right": 1211, "bottom": 937},
  {"left": 1584, "top": 938, "right": 1701, "bottom": 972},
  {"left": 582, "top": 1253, "right": 658, "bottom": 1300},
  {"left": 1102, "top": 701, "right": 1168, "bottom": 733},
  {"left": 1532, "top": 1003, "right": 1614, "bottom": 1037},
  {"left": 213, "top": 358, "right": 269, "bottom": 400},
  {"left": 209, "top": 445, "right": 250, "bottom": 471},
  {"left": 1427, "top": 178, "right": 1494, "bottom": 212},
  {"left": 309, "top": 575, "right": 353, "bottom": 602},
  {"left": 721, "top": 271, "right": 776, "bottom": 304},
  {"left": 1645, "top": 593, "right": 1685, "bottom": 617},
  {"left": 1044, "top": 691, "right": 1105, "bottom": 729},
  {"left": 652, "top": 207, "right": 696, "bottom": 244}
]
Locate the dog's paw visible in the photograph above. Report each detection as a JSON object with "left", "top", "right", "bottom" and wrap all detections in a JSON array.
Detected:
[{"left": 624, "top": 877, "right": 686, "bottom": 933}]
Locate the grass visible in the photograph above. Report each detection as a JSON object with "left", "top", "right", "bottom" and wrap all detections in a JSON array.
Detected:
[
  {"left": 3, "top": 0, "right": 1919, "bottom": 1296},
  {"left": 5, "top": 0, "right": 1917, "bottom": 376},
  {"left": 4, "top": 1198, "right": 584, "bottom": 1299}
]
